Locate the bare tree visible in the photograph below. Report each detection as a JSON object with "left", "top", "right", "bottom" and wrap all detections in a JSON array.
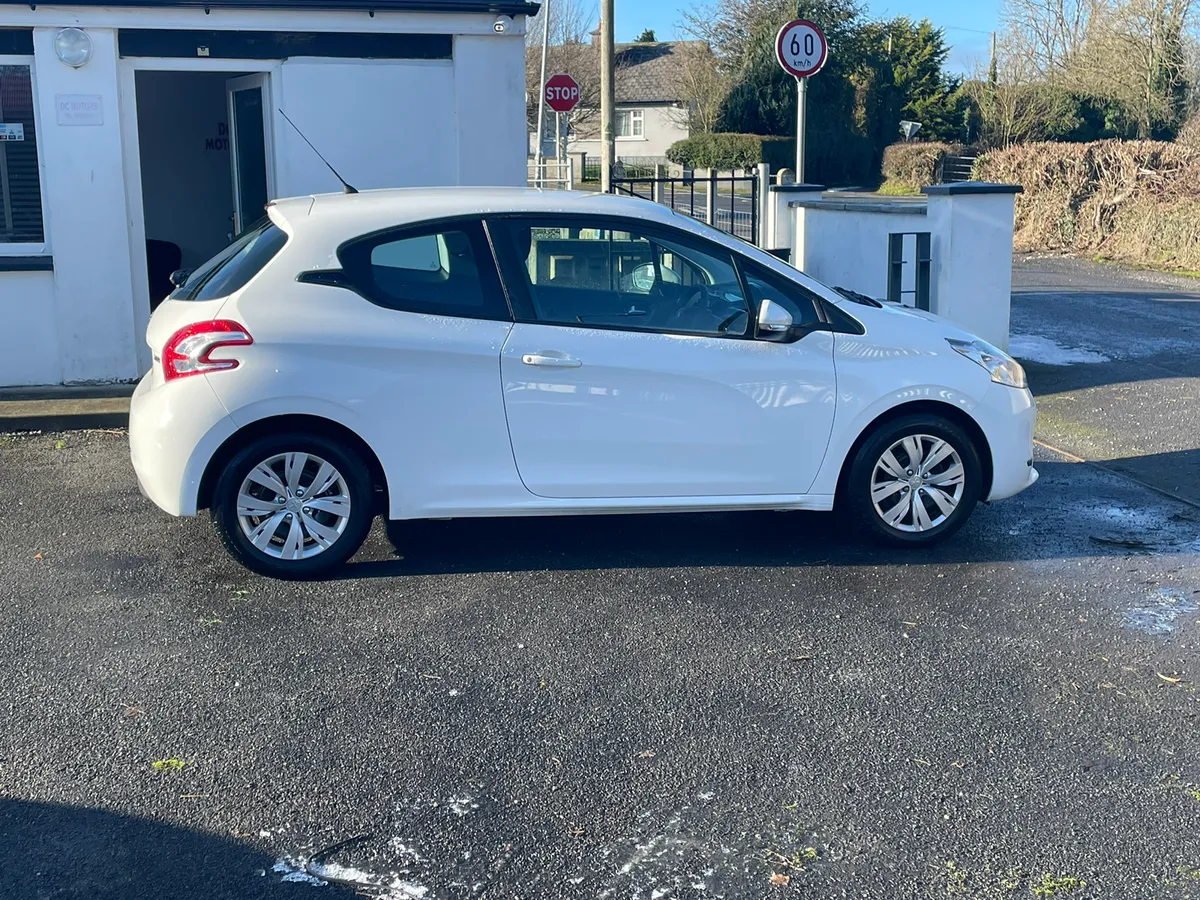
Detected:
[
  {"left": 1069, "top": 0, "right": 1195, "bottom": 136},
  {"left": 964, "top": 55, "right": 1064, "bottom": 147},
  {"left": 669, "top": 41, "right": 730, "bottom": 134},
  {"left": 679, "top": 0, "right": 797, "bottom": 68},
  {"left": 525, "top": 0, "right": 600, "bottom": 139},
  {"left": 999, "top": 0, "right": 1095, "bottom": 78}
]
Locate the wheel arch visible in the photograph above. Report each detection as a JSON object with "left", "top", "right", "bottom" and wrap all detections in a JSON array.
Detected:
[
  {"left": 834, "top": 400, "right": 993, "bottom": 503},
  {"left": 197, "top": 414, "right": 389, "bottom": 513}
]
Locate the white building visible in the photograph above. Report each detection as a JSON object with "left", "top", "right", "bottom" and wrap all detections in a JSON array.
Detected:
[{"left": 0, "top": 0, "right": 535, "bottom": 387}]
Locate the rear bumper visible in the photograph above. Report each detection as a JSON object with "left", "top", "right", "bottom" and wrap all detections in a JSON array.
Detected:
[
  {"left": 129, "top": 373, "right": 237, "bottom": 517},
  {"left": 974, "top": 382, "right": 1038, "bottom": 501}
]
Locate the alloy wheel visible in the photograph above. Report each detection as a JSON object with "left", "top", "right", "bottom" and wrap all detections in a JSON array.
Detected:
[
  {"left": 870, "top": 434, "right": 965, "bottom": 533},
  {"left": 235, "top": 452, "right": 352, "bottom": 560}
]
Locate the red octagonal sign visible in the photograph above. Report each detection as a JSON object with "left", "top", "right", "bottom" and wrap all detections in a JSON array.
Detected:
[{"left": 544, "top": 73, "right": 581, "bottom": 113}]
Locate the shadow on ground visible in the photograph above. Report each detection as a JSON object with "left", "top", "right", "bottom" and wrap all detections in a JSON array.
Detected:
[
  {"left": 323, "top": 460, "right": 1200, "bottom": 579},
  {"left": 0, "top": 798, "right": 355, "bottom": 900}
]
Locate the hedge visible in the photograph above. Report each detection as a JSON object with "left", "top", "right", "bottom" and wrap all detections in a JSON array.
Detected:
[
  {"left": 880, "top": 141, "right": 966, "bottom": 190},
  {"left": 666, "top": 133, "right": 793, "bottom": 170},
  {"left": 975, "top": 139, "right": 1200, "bottom": 269}
]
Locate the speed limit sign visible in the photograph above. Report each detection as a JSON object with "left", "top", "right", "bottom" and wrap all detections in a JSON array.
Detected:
[
  {"left": 776, "top": 19, "right": 827, "bottom": 79},
  {"left": 775, "top": 19, "right": 828, "bottom": 182}
]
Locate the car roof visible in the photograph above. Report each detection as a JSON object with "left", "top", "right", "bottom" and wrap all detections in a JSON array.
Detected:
[{"left": 268, "top": 186, "right": 685, "bottom": 237}]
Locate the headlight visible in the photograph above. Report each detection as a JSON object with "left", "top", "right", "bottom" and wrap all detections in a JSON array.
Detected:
[{"left": 946, "top": 337, "right": 1027, "bottom": 389}]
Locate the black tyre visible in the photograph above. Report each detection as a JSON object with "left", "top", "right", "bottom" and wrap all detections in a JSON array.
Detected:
[
  {"left": 845, "top": 414, "right": 983, "bottom": 547},
  {"left": 211, "top": 432, "right": 374, "bottom": 579}
]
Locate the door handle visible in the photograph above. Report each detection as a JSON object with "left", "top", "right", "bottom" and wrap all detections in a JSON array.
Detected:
[{"left": 521, "top": 352, "right": 582, "bottom": 368}]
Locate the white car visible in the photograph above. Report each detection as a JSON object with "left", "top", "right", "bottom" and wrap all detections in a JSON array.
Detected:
[{"left": 129, "top": 188, "right": 1037, "bottom": 579}]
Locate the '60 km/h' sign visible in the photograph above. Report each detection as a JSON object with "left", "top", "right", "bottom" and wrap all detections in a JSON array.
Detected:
[
  {"left": 776, "top": 19, "right": 828, "bottom": 79},
  {"left": 776, "top": 19, "right": 828, "bottom": 181}
]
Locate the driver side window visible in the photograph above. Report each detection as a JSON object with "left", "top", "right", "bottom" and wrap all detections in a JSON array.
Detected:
[{"left": 500, "top": 218, "right": 750, "bottom": 338}]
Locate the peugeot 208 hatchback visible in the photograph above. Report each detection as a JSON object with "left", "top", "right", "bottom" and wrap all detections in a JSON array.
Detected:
[{"left": 129, "top": 188, "right": 1037, "bottom": 579}]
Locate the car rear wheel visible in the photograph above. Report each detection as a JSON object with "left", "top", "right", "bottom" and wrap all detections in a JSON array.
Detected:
[
  {"left": 212, "top": 433, "right": 374, "bottom": 579},
  {"left": 846, "top": 414, "right": 982, "bottom": 546}
]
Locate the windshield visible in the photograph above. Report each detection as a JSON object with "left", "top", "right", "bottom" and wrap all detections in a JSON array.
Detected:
[{"left": 170, "top": 219, "right": 288, "bottom": 302}]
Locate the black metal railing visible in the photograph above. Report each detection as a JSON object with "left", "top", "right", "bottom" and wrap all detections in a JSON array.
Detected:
[{"left": 609, "top": 172, "right": 759, "bottom": 244}]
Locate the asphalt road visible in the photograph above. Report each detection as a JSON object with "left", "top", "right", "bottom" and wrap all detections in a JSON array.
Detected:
[
  {"left": 2, "top": 255, "right": 1200, "bottom": 899},
  {"left": 1011, "top": 254, "right": 1200, "bottom": 505},
  {"left": 2, "top": 428, "right": 1199, "bottom": 899}
]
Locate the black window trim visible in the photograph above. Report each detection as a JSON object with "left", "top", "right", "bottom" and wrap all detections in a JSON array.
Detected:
[
  {"left": 0, "top": 56, "right": 46, "bottom": 247},
  {"left": 486, "top": 212, "right": 758, "bottom": 341},
  {"left": 734, "top": 256, "right": 867, "bottom": 340},
  {"left": 328, "top": 215, "right": 512, "bottom": 323}
]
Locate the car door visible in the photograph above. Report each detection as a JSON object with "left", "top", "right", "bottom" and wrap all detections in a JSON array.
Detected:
[
  {"left": 315, "top": 219, "right": 518, "bottom": 515},
  {"left": 489, "top": 215, "right": 838, "bottom": 500}
]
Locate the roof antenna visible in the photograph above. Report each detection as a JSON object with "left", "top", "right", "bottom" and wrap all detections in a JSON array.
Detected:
[{"left": 278, "top": 109, "right": 358, "bottom": 195}]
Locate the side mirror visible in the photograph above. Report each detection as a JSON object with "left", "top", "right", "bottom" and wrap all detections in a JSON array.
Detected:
[
  {"left": 629, "top": 262, "right": 657, "bottom": 293},
  {"left": 168, "top": 268, "right": 192, "bottom": 288},
  {"left": 756, "top": 298, "right": 793, "bottom": 341}
]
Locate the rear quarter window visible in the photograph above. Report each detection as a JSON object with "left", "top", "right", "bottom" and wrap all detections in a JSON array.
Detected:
[{"left": 172, "top": 221, "right": 288, "bottom": 302}]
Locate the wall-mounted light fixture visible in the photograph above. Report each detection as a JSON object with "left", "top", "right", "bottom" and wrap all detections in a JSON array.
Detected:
[{"left": 54, "top": 27, "right": 93, "bottom": 68}]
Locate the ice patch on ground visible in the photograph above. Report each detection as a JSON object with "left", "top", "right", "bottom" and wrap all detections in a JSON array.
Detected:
[
  {"left": 272, "top": 858, "right": 429, "bottom": 898},
  {"left": 1125, "top": 588, "right": 1198, "bottom": 635},
  {"left": 272, "top": 859, "right": 324, "bottom": 886},
  {"left": 1009, "top": 334, "right": 1110, "bottom": 365}
]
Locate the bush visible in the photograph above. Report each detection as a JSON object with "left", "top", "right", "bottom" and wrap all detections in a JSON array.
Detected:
[
  {"left": 975, "top": 139, "right": 1200, "bottom": 268},
  {"left": 666, "top": 133, "right": 791, "bottom": 170},
  {"left": 880, "top": 141, "right": 966, "bottom": 190}
]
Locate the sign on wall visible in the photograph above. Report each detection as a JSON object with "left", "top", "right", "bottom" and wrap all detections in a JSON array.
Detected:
[
  {"left": 0, "top": 123, "right": 23, "bottom": 141},
  {"left": 55, "top": 94, "right": 104, "bottom": 126}
]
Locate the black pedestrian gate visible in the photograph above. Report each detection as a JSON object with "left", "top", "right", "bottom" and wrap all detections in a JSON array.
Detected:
[{"left": 609, "top": 172, "right": 760, "bottom": 245}]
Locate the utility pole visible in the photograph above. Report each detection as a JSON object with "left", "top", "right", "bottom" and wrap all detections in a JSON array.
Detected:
[
  {"left": 533, "top": 0, "right": 551, "bottom": 187},
  {"left": 988, "top": 31, "right": 997, "bottom": 86},
  {"left": 599, "top": 0, "right": 615, "bottom": 193}
]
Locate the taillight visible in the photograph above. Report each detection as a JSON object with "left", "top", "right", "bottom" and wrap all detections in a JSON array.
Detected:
[{"left": 162, "top": 320, "right": 253, "bottom": 382}]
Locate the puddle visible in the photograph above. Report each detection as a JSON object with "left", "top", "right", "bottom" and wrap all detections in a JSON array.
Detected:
[{"left": 1125, "top": 588, "right": 1199, "bottom": 635}]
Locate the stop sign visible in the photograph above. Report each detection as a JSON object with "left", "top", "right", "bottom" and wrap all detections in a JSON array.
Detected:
[{"left": 544, "top": 73, "right": 581, "bottom": 113}]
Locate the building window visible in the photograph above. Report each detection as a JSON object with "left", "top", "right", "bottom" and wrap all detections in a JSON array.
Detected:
[
  {"left": 616, "top": 109, "right": 644, "bottom": 138},
  {"left": 0, "top": 62, "right": 44, "bottom": 246}
]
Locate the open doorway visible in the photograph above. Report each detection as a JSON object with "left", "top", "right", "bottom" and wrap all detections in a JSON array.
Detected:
[{"left": 134, "top": 69, "right": 272, "bottom": 311}]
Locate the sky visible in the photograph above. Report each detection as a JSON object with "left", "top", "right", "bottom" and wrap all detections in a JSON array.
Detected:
[{"left": 612, "top": 0, "right": 1002, "bottom": 74}]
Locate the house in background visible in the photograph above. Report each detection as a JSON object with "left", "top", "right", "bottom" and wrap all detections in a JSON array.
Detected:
[
  {"left": 532, "top": 37, "right": 702, "bottom": 169},
  {"left": 0, "top": 0, "right": 536, "bottom": 387}
]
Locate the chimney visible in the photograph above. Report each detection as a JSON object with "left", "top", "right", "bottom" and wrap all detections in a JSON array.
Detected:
[{"left": 591, "top": 27, "right": 601, "bottom": 47}]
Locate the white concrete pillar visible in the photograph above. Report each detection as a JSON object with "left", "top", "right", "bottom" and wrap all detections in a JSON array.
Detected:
[
  {"left": 767, "top": 184, "right": 823, "bottom": 265},
  {"left": 33, "top": 27, "right": 140, "bottom": 382},
  {"left": 922, "top": 182, "right": 1022, "bottom": 350}
]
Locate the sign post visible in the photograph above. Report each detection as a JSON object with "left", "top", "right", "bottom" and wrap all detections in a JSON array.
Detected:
[{"left": 775, "top": 19, "right": 828, "bottom": 183}]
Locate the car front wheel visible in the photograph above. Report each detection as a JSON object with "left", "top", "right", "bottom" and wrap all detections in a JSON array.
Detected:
[
  {"left": 846, "top": 414, "right": 983, "bottom": 546},
  {"left": 212, "top": 433, "right": 374, "bottom": 579}
]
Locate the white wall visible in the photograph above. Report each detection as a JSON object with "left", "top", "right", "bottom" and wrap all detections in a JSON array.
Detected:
[
  {"left": 455, "top": 34, "right": 526, "bottom": 186},
  {"left": 276, "top": 59, "right": 458, "bottom": 195},
  {"left": 0, "top": 7, "right": 532, "bottom": 386},
  {"left": 136, "top": 70, "right": 235, "bottom": 269},
  {"left": 781, "top": 189, "right": 1019, "bottom": 349},
  {"left": 926, "top": 191, "right": 1017, "bottom": 351},
  {"left": 32, "top": 26, "right": 141, "bottom": 384},
  {"left": 0, "top": 270, "right": 61, "bottom": 385},
  {"left": 794, "top": 201, "right": 929, "bottom": 301}
]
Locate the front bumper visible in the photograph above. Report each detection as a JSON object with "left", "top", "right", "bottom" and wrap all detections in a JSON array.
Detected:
[
  {"left": 972, "top": 382, "right": 1038, "bottom": 501},
  {"left": 129, "top": 373, "right": 237, "bottom": 517}
]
